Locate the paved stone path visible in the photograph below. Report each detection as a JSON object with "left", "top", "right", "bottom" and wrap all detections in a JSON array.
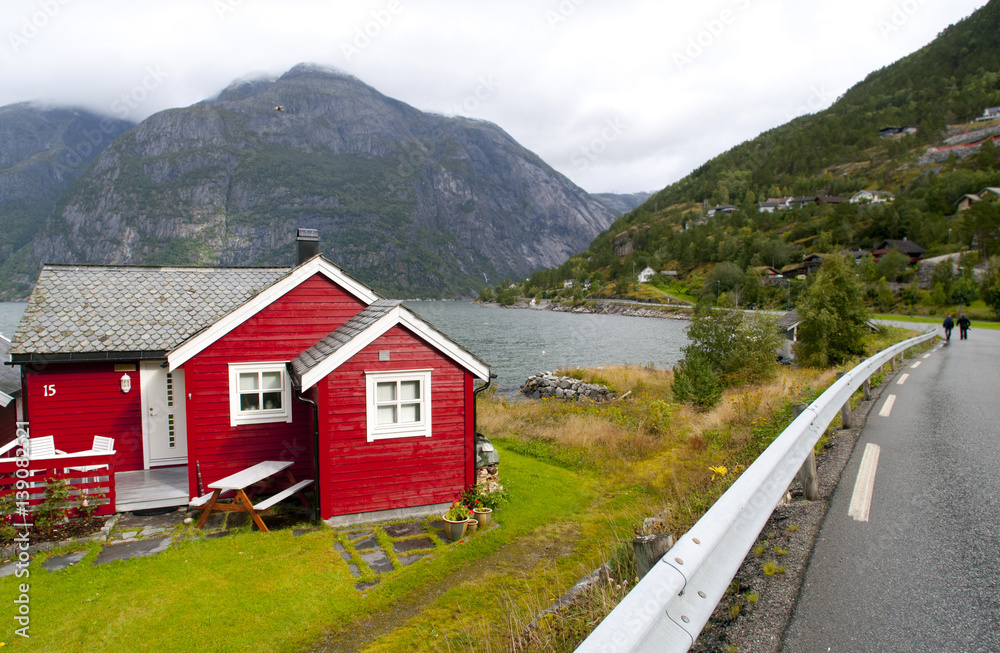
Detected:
[{"left": 0, "top": 507, "right": 473, "bottom": 586}]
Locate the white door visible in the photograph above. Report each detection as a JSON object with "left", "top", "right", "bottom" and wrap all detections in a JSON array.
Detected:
[{"left": 140, "top": 362, "right": 188, "bottom": 467}]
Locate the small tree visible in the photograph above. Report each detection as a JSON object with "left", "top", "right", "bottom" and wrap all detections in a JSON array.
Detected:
[
  {"left": 797, "top": 255, "right": 870, "bottom": 367},
  {"left": 980, "top": 257, "right": 1000, "bottom": 319},
  {"left": 679, "top": 307, "right": 780, "bottom": 388}
]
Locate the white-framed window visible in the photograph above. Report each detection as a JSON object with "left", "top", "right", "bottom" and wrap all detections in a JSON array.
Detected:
[
  {"left": 365, "top": 369, "right": 432, "bottom": 442},
  {"left": 228, "top": 362, "right": 293, "bottom": 427}
]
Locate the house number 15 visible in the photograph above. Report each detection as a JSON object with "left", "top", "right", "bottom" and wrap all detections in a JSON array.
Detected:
[{"left": 43, "top": 384, "right": 56, "bottom": 397}]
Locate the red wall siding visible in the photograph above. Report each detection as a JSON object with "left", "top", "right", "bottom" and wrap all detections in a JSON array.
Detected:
[
  {"left": 318, "top": 324, "right": 471, "bottom": 519},
  {"left": 184, "top": 274, "right": 366, "bottom": 493},
  {"left": 22, "top": 364, "right": 144, "bottom": 471}
]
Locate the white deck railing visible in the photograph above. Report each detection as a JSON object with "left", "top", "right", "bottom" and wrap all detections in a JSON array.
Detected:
[{"left": 0, "top": 450, "right": 118, "bottom": 516}]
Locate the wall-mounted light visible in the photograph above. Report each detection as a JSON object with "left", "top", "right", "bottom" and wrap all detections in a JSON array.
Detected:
[{"left": 121, "top": 373, "right": 132, "bottom": 394}]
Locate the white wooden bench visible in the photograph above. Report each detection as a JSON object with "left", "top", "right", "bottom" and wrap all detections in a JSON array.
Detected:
[
  {"left": 193, "top": 461, "right": 313, "bottom": 532},
  {"left": 253, "top": 479, "right": 314, "bottom": 511}
]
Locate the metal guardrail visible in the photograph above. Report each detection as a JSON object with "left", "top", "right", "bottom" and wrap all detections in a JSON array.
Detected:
[{"left": 577, "top": 330, "right": 937, "bottom": 652}]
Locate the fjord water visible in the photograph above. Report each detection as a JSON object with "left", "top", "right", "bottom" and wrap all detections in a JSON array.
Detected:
[
  {"left": 0, "top": 301, "right": 689, "bottom": 391},
  {"left": 405, "top": 302, "right": 688, "bottom": 391},
  {"left": 0, "top": 303, "right": 25, "bottom": 339}
]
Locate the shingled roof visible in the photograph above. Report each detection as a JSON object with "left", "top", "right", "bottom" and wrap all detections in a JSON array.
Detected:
[
  {"left": 289, "top": 299, "right": 401, "bottom": 382},
  {"left": 289, "top": 299, "right": 490, "bottom": 389},
  {"left": 10, "top": 264, "right": 289, "bottom": 360},
  {"left": 0, "top": 336, "right": 19, "bottom": 404}
]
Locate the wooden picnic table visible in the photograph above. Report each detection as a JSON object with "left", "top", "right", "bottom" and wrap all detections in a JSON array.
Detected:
[{"left": 192, "top": 460, "right": 313, "bottom": 533}]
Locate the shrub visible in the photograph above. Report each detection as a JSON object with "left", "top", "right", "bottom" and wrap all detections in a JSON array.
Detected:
[{"left": 671, "top": 349, "right": 723, "bottom": 410}]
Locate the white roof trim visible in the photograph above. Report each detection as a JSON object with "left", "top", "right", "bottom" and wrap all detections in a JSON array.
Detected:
[
  {"left": 167, "top": 256, "right": 379, "bottom": 372},
  {"left": 298, "top": 306, "right": 490, "bottom": 391},
  {"left": 0, "top": 392, "right": 12, "bottom": 409}
]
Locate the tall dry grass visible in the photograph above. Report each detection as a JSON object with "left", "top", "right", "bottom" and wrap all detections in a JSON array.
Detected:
[{"left": 480, "top": 364, "right": 836, "bottom": 535}]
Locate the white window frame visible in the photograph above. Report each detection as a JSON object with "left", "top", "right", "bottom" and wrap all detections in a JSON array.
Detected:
[
  {"left": 365, "top": 369, "right": 432, "bottom": 442},
  {"left": 228, "top": 362, "right": 293, "bottom": 427}
]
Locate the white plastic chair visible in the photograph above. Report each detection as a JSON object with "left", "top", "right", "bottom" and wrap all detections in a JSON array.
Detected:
[
  {"left": 27, "top": 436, "right": 65, "bottom": 458},
  {"left": 65, "top": 436, "right": 115, "bottom": 492},
  {"left": 64, "top": 436, "right": 115, "bottom": 472}
]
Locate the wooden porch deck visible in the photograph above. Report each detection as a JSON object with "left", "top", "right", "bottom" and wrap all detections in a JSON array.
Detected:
[{"left": 116, "top": 467, "right": 189, "bottom": 512}]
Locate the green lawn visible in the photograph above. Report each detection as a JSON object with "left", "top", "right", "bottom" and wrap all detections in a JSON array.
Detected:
[{"left": 0, "top": 448, "right": 629, "bottom": 653}]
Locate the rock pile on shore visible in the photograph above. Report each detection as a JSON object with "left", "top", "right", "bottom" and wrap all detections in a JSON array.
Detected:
[{"left": 520, "top": 372, "right": 616, "bottom": 402}]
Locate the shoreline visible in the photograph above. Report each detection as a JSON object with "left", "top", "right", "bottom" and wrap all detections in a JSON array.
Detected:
[{"left": 479, "top": 299, "right": 692, "bottom": 321}]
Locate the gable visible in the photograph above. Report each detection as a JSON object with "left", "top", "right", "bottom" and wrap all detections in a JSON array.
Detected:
[
  {"left": 167, "top": 256, "right": 379, "bottom": 371},
  {"left": 290, "top": 302, "right": 490, "bottom": 390}
]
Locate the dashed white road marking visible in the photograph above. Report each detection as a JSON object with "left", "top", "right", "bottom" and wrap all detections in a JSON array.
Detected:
[
  {"left": 922, "top": 353, "right": 932, "bottom": 359},
  {"left": 879, "top": 394, "right": 896, "bottom": 417},
  {"left": 910, "top": 361, "right": 922, "bottom": 369},
  {"left": 849, "top": 443, "right": 881, "bottom": 522},
  {"left": 897, "top": 374, "right": 909, "bottom": 385}
]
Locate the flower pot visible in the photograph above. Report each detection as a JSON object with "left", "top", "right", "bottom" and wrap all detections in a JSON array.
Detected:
[
  {"left": 443, "top": 517, "right": 468, "bottom": 542},
  {"left": 466, "top": 518, "right": 478, "bottom": 533},
  {"left": 473, "top": 508, "right": 493, "bottom": 529}
]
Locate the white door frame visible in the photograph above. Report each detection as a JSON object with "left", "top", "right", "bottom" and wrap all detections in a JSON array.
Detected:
[{"left": 140, "top": 361, "right": 189, "bottom": 468}]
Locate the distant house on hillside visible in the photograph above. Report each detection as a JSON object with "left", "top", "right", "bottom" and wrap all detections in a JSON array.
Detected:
[
  {"left": 758, "top": 197, "right": 792, "bottom": 213},
  {"left": 879, "top": 126, "right": 918, "bottom": 138},
  {"left": 954, "top": 187, "right": 1000, "bottom": 212},
  {"left": 802, "top": 253, "right": 826, "bottom": 274},
  {"left": 706, "top": 205, "right": 737, "bottom": 217},
  {"left": 847, "top": 247, "right": 871, "bottom": 263},
  {"left": 872, "top": 238, "right": 926, "bottom": 262},
  {"left": 752, "top": 266, "right": 781, "bottom": 279},
  {"left": 776, "top": 310, "right": 802, "bottom": 361},
  {"left": 637, "top": 266, "right": 656, "bottom": 283},
  {"left": 976, "top": 106, "right": 1000, "bottom": 122},
  {"left": 850, "top": 190, "right": 895, "bottom": 204},
  {"left": 563, "top": 279, "right": 575, "bottom": 289}
]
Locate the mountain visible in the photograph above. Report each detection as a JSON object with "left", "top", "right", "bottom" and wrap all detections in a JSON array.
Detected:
[
  {"left": 526, "top": 0, "right": 1000, "bottom": 290},
  {"left": 591, "top": 192, "right": 652, "bottom": 216},
  {"left": 0, "top": 104, "right": 133, "bottom": 296},
  {"left": 8, "top": 64, "right": 616, "bottom": 300}
]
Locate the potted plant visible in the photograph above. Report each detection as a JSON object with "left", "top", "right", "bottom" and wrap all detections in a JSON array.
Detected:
[
  {"left": 443, "top": 501, "right": 472, "bottom": 541},
  {"left": 469, "top": 498, "right": 493, "bottom": 529}
]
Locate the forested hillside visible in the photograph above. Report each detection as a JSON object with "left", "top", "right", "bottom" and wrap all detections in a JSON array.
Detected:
[{"left": 519, "top": 0, "right": 1000, "bottom": 309}]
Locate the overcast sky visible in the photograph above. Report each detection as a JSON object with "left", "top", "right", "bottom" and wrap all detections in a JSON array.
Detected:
[{"left": 0, "top": 0, "right": 990, "bottom": 194}]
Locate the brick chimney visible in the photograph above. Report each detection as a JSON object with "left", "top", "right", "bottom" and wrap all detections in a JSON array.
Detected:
[{"left": 296, "top": 228, "right": 319, "bottom": 266}]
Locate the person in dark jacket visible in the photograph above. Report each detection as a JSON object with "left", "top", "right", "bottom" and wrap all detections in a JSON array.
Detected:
[
  {"left": 957, "top": 313, "right": 971, "bottom": 340},
  {"left": 943, "top": 314, "right": 954, "bottom": 342}
]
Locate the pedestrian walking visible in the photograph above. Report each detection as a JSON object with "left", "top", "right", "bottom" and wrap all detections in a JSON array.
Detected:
[
  {"left": 943, "top": 314, "right": 954, "bottom": 342},
  {"left": 957, "top": 313, "right": 971, "bottom": 340}
]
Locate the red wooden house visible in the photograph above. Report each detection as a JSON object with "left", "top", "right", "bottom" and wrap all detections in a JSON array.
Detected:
[{"left": 5, "top": 231, "right": 490, "bottom": 522}]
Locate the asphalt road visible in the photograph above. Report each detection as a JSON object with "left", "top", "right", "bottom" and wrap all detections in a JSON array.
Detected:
[{"left": 783, "top": 325, "right": 1000, "bottom": 652}]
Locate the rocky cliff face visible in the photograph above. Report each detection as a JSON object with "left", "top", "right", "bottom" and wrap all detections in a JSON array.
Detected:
[
  {"left": 0, "top": 104, "right": 132, "bottom": 296},
  {"left": 27, "top": 64, "right": 616, "bottom": 298}
]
